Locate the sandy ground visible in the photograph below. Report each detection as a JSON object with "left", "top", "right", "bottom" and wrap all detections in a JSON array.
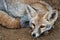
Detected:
[{"left": 0, "top": 0, "right": 60, "bottom": 40}]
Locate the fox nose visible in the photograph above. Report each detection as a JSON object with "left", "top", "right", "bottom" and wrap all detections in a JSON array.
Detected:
[
  {"left": 32, "top": 33, "right": 36, "bottom": 37},
  {"left": 32, "top": 33, "right": 40, "bottom": 38}
]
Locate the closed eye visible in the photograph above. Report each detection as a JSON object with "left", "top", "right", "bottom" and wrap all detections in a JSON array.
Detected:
[
  {"left": 40, "top": 25, "right": 45, "bottom": 28},
  {"left": 31, "top": 23, "right": 35, "bottom": 29},
  {"left": 32, "top": 23, "right": 35, "bottom": 27}
]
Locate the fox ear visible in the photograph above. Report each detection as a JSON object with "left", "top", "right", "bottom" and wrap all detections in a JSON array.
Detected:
[
  {"left": 47, "top": 10, "right": 58, "bottom": 24},
  {"left": 26, "top": 5, "right": 37, "bottom": 19}
]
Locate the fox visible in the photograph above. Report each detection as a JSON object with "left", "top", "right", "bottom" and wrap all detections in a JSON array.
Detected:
[
  {"left": 0, "top": 0, "right": 58, "bottom": 38},
  {"left": 26, "top": 1, "right": 58, "bottom": 38},
  {"left": 0, "top": 0, "right": 39, "bottom": 28}
]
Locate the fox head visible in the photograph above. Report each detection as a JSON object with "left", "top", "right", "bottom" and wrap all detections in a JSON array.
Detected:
[{"left": 26, "top": 1, "right": 58, "bottom": 38}]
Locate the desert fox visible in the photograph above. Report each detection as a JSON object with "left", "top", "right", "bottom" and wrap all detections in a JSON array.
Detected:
[
  {"left": 0, "top": 0, "right": 58, "bottom": 38},
  {"left": 26, "top": 1, "right": 58, "bottom": 38}
]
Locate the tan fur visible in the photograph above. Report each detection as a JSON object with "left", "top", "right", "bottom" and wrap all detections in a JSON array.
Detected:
[
  {"left": 0, "top": 0, "right": 58, "bottom": 30},
  {"left": 0, "top": 11, "right": 20, "bottom": 28},
  {"left": 0, "top": 0, "right": 39, "bottom": 28},
  {"left": 6, "top": 0, "right": 39, "bottom": 4},
  {"left": 0, "top": 0, "right": 58, "bottom": 37}
]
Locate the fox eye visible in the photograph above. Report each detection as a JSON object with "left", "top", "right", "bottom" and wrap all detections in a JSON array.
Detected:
[
  {"left": 40, "top": 25, "right": 45, "bottom": 28},
  {"left": 32, "top": 23, "right": 35, "bottom": 27}
]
